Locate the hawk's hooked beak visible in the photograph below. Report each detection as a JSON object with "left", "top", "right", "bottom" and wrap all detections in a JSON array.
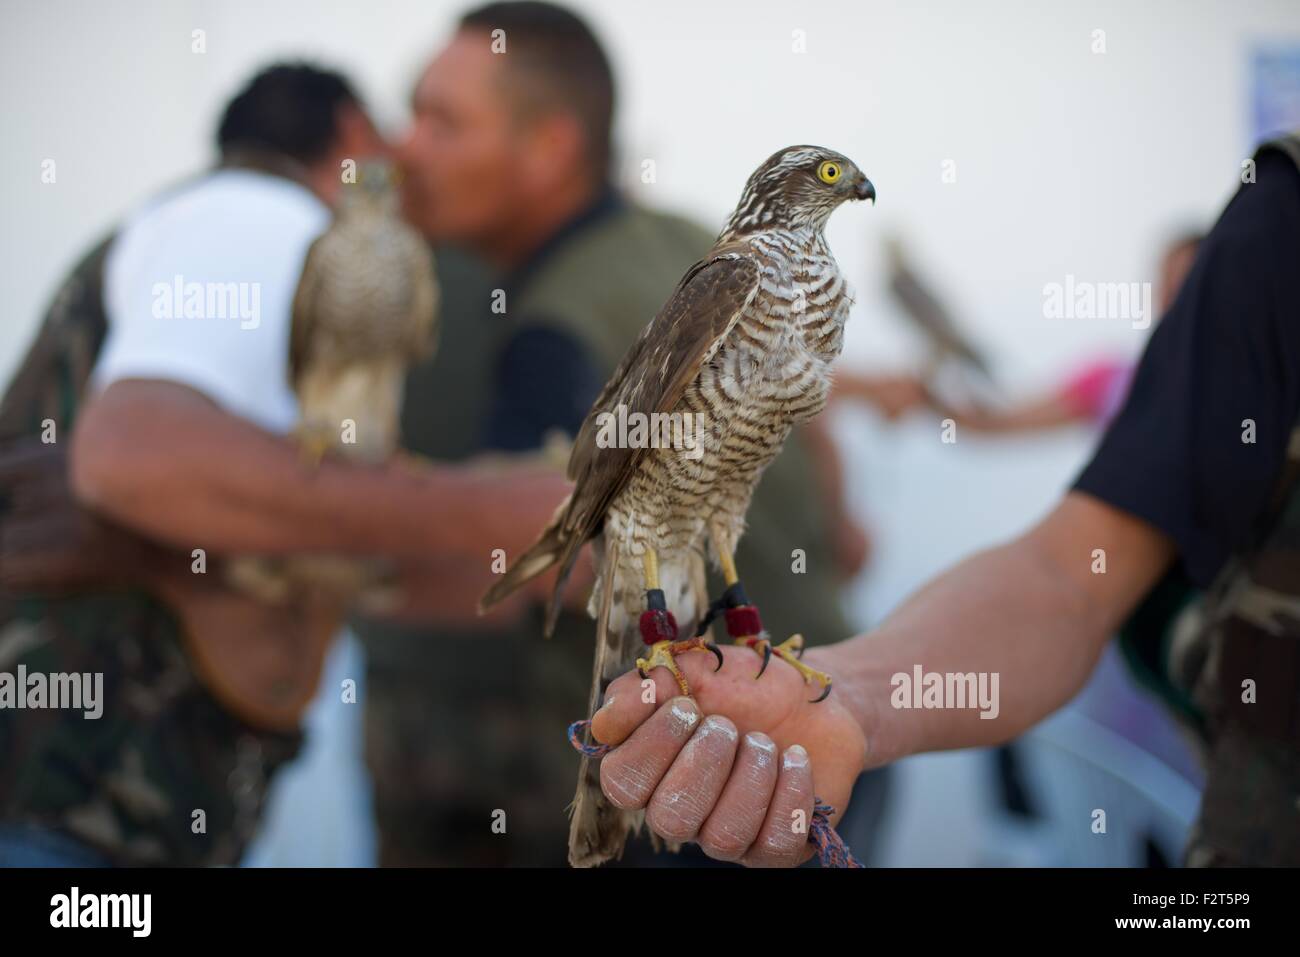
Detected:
[{"left": 855, "top": 176, "right": 876, "bottom": 204}]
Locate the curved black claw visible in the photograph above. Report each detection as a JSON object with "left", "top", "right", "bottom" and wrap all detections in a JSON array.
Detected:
[
  {"left": 754, "top": 643, "right": 773, "bottom": 679},
  {"left": 705, "top": 642, "right": 725, "bottom": 673},
  {"left": 809, "top": 682, "right": 833, "bottom": 704},
  {"left": 637, "top": 667, "right": 649, "bottom": 682}
]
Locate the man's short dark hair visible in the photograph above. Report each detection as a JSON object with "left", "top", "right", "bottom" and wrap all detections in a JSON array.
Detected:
[
  {"left": 460, "top": 1, "right": 615, "bottom": 180},
  {"left": 217, "top": 63, "right": 360, "bottom": 165}
]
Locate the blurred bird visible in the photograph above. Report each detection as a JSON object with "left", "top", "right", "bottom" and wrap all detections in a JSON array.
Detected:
[
  {"left": 291, "top": 162, "right": 440, "bottom": 462},
  {"left": 228, "top": 161, "right": 439, "bottom": 608},
  {"left": 479, "top": 145, "right": 875, "bottom": 866},
  {"left": 884, "top": 234, "right": 996, "bottom": 392}
]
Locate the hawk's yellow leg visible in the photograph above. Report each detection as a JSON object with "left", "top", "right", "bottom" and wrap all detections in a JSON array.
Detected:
[
  {"left": 709, "top": 526, "right": 833, "bottom": 703},
  {"left": 634, "top": 548, "right": 722, "bottom": 696}
]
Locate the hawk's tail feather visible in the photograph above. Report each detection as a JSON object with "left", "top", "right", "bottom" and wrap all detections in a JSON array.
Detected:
[
  {"left": 539, "top": 532, "right": 588, "bottom": 639},
  {"left": 567, "top": 540, "right": 640, "bottom": 866},
  {"left": 477, "top": 494, "right": 571, "bottom": 617},
  {"left": 566, "top": 544, "right": 706, "bottom": 867}
]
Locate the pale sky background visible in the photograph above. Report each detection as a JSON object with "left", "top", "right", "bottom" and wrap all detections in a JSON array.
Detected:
[
  {"left": 4, "top": 0, "right": 1299, "bottom": 865},
  {"left": 6, "top": 0, "right": 1296, "bottom": 388}
]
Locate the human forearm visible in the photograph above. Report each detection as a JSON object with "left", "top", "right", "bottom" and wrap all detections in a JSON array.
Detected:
[
  {"left": 813, "top": 540, "right": 1102, "bottom": 764},
  {"left": 811, "top": 493, "right": 1174, "bottom": 763},
  {"left": 940, "top": 395, "right": 1080, "bottom": 435},
  {"left": 586, "top": 494, "right": 1173, "bottom": 866},
  {"left": 70, "top": 380, "right": 567, "bottom": 561},
  {"left": 832, "top": 372, "right": 928, "bottom": 419}
]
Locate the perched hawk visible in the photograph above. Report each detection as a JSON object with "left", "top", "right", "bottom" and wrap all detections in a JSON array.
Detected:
[
  {"left": 290, "top": 162, "right": 440, "bottom": 462},
  {"left": 227, "top": 162, "right": 439, "bottom": 607},
  {"left": 480, "top": 145, "right": 874, "bottom": 866}
]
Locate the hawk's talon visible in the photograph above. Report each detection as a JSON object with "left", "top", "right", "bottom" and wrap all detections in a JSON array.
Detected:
[
  {"left": 739, "top": 634, "right": 833, "bottom": 702},
  {"left": 635, "top": 637, "right": 721, "bottom": 697},
  {"left": 733, "top": 636, "right": 774, "bottom": 679},
  {"left": 776, "top": 635, "right": 833, "bottom": 703}
]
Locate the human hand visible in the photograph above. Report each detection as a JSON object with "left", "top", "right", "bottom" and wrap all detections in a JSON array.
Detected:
[
  {"left": 588, "top": 643, "right": 867, "bottom": 866},
  {"left": 866, "top": 374, "right": 931, "bottom": 419}
]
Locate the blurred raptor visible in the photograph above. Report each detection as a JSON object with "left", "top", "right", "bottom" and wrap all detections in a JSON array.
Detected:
[{"left": 228, "top": 162, "right": 439, "bottom": 608}]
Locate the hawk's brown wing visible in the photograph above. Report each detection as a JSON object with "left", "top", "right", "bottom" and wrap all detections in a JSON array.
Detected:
[
  {"left": 287, "top": 230, "right": 328, "bottom": 391},
  {"left": 542, "top": 244, "right": 760, "bottom": 627}
]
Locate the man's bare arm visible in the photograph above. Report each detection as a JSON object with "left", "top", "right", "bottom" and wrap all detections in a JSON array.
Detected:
[
  {"left": 814, "top": 490, "right": 1176, "bottom": 763},
  {"left": 586, "top": 491, "right": 1176, "bottom": 865},
  {"left": 70, "top": 379, "right": 569, "bottom": 562}
]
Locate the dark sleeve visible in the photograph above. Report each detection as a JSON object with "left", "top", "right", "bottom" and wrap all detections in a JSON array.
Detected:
[
  {"left": 484, "top": 322, "right": 604, "bottom": 452},
  {"left": 1073, "top": 149, "right": 1300, "bottom": 587}
]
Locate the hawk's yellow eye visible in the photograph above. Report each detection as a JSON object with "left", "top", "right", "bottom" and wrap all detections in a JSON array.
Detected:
[{"left": 817, "top": 161, "right": 842, "bottom": 184}]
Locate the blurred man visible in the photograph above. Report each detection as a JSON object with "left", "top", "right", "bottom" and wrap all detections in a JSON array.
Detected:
[
  {"left": 588, "top": 133, "right": 1300, "bottom": 868},
  {"left": 357, "top": 0, "right": 882, "bottom": 866},
  {"left": 0, "top": 63, "right": 564, "bottom": 866}
]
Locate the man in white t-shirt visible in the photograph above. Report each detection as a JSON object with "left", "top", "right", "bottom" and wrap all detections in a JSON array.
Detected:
[
  {"left": 94, "top": 163, "right": 329, "bottom": 434},
  {"left": 0, "top": 63, "right": 567, "bottom": 867}
]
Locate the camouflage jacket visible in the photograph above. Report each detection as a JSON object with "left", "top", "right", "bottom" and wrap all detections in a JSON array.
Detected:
[{"left": 0, "top": 162, "right": 305, "bottom": 867}]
